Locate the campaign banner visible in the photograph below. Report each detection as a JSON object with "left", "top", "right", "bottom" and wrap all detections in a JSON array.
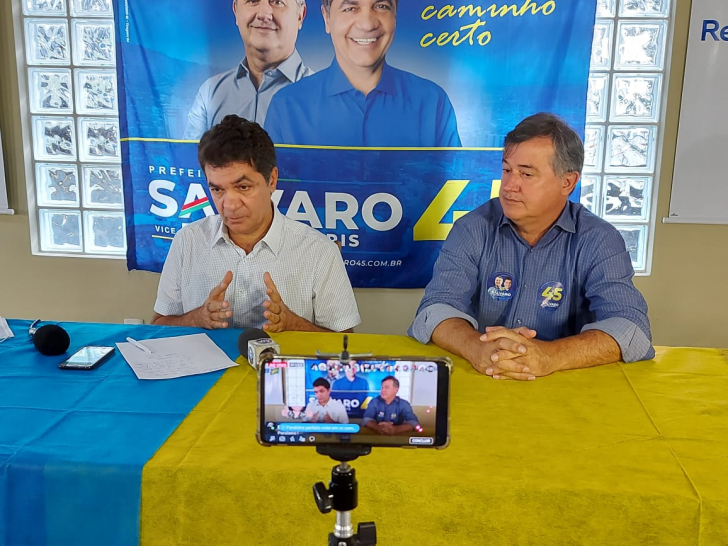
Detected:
[{"left": 116, "top": 0, "right": 596, "bottom": 287}]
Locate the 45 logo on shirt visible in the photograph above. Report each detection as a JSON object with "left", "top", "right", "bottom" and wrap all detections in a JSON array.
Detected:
[{"left": 539, "top": 282, "right": 564, "bottom": 311}]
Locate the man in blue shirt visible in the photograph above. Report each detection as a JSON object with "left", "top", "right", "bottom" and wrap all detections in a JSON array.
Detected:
[
  {"left": 184, "top": 0, "right": 313, "bottom": 139},
  {"left": 264, "top": 0, "right": 461, "bottom": 147},
  {"left": 409, "top": 113, "right": 654, "bottom": 381},
  {"left": 362, "top": 376, "right": 419, "bottom": 435},
  {"left": 331, "top": 362, "right": 370, "bottom": 418}
]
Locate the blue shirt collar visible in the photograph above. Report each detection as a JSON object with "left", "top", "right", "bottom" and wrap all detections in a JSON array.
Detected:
[
  {"left": 498, "top": 199, "right": 577, "bottom": 235},
  {"left": 238, "top": 49, "right": 305, "bottom": 83},
  {"left": 556, "top": 202, "right": 577, "bottom": 233},
  {"left": 326, "top": 58, "right": 396, "bottom": 97}
]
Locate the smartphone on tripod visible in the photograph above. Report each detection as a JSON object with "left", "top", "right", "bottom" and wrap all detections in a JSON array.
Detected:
[{"left": 257, "top": 354, "right": 451, "bottom": 449}]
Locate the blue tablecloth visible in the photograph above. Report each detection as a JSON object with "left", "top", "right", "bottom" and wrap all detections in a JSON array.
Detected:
[{"left": 0, "top": 320, "right": 242, "bottom": 546}]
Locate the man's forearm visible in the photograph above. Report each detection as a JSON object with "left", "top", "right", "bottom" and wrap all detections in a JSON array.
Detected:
[
  {"left": 284, "top": 313, "right": 333, "bottom": 333},
  {"left": 283, "top": 311, "right": 355, "bottom": 333},
  {"left": 431, "top": 318, "right": 482, "bottom": 365},
  {"left": 364, "top": 420, "right": 380, "bottom": 433},
  {"left": 289, "top": 315, "right": 326, "bottom": 332},
  {"left": 540, "top": 329, "right": 622, "bottom": 372},
  {"left": 151, "top": 310, "right": 202, "bottom": 327},
  {"left": 392, "top": 424, "right": 414, "bottom": 434}
]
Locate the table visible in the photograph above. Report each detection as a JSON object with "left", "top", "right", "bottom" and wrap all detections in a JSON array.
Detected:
[
  {"left": 2, "top": 322, "right": 727, "bottom": 545},
  {"left": 0, "top": 320, "right": 238, "bottom": 546},
  {"left": 140, "top": 333, "right": 728, "bottom": 545}
]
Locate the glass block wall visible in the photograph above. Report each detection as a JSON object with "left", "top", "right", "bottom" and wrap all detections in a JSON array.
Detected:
[
  {"left": 584, "top": 0, "right": 671, "bottom": 272},
  {"left": 18, "top": 0, "right": 671, "bottom": 268},
  {"left": 22, "top": 0, "right": 125, "bottom": 256}
]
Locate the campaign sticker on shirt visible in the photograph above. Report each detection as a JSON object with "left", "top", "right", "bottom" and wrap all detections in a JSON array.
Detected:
[
  {"left": 487, "top": 272, "right": 516, "bottom": 301},
  {"left": 538, "top": 281, "right": 564, "bottom": 311}
]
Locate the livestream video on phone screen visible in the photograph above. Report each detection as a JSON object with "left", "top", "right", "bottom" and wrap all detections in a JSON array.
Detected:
[{"left": 261, "top": 358, "right": 448, "bottom": 447}]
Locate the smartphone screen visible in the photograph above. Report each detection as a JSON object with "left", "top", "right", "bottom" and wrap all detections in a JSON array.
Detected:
[
  {"left": 258, "top": 356, "right": 451, "bottom": 448},
  {"left": 59, "top": 346, "right": 115, "bottom": 370}
]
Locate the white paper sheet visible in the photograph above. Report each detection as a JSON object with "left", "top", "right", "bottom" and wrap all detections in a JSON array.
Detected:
[
  {"left": 0, "top": 316, "right": 14, "bottom": 342},
  {"left": 116, "top": 333, "right": 237, "bottom": 380}
]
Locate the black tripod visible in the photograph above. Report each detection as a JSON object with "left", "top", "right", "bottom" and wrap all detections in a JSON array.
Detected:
[{"left": 313, "top": 446, "right": 377, "bottom": 546}]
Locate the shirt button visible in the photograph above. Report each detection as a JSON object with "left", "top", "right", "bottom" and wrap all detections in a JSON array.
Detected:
[{"left": 516, "top": 319, "right": 522, "bottom": 324}]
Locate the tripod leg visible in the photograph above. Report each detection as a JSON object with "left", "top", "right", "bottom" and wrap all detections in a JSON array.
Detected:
[{"left": 357, "top": 522, "right": 377, "bottom": 545}]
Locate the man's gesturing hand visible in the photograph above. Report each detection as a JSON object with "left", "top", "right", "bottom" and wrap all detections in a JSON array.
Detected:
[
  {"left": 263, "top": 272, "right": 297, "bottom": 333},
  {"left": 195, "top": 270, "right": 233, "bottom": 329}
]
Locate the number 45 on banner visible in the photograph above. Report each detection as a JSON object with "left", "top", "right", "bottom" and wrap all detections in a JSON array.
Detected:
[{"left": 413, "top": 179, "right": 500, "bottom": 241}]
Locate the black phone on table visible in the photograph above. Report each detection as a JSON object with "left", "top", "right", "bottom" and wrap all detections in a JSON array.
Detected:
[{"left": 58, "top": 346, "right": 115, "bottom": 370}]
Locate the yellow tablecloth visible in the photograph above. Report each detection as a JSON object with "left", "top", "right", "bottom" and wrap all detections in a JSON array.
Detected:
[{"left": 141, "top": 336, "right": 728, "bottom": 545}]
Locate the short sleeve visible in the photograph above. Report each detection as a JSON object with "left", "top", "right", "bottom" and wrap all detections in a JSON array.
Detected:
[
  {"left": 311, "top": 242, "right": 361, "bottom": 332},
  {"left": 579, "top": 226, "right": 654, "bottom": 362},
  {"left": 153, "top": 229, "right": 187, "bottom": 317},
  {"left": 183, "top": 81, "right": 210, "bottom": 140},
  {"left": 408, "top": 216, "right": 484, "bottom": 343}
]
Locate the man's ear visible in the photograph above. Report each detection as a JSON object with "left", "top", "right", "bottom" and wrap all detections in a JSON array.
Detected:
[
  {"left": 321, "top": 5, "right": 331, "bottom": 34},
  {"left": 298, "top": 3, "right": 307, "bottom": 28},
  {"left": 562, "top": 171, "right": 579, "bottom": 195},
  {"left": 268, "top": 166, "right": 279, "bottom": 193}
]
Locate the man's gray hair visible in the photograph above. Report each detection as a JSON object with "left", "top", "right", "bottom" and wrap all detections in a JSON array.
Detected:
[
  {"left": 321, "top": 0, "right": 397, "bottom": 14},
  {"left": 503, "top": 112, "right": 584, "bottom": 177}
]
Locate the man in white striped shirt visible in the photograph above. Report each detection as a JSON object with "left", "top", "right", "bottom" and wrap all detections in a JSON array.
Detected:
[
  {"left": 152, "top": 115, "right": 360, "bottom": 333},
  {"left": 303, "top": 378, "right": 349, "bottom": 424}
]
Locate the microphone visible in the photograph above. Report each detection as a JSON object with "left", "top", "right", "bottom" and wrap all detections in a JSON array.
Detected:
[
  {"left": 32, "top": 324, "right": 71, "bottom": 356},
  {"left": 237, "top": 327, "right": 280, "bottom": 370}
]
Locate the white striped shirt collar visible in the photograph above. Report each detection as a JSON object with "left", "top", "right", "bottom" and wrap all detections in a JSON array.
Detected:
[{"left": 209, "top": 203, "right": 284, "bottom": 256}]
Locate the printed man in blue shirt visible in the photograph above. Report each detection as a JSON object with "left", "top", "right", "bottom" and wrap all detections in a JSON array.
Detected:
[
  {"left": 362, "top": 376, "right": 419, "bottom": 435},
  {"left": 331, "top": 362, "right": 370, "bottom": 418},
  {"left": 409, "top": 113, "right": 654, "bottom": 380},
  {"left": 264, "top": 0, "right": 461, "bottom": 147},
  {"left": 184, "top": 0, "right": 313, "bottom": 139}
]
